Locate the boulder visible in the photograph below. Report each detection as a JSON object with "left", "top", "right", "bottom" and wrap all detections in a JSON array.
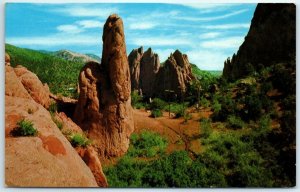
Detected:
[
  {"left": 223, "top": 3, "right": 296, "bottom": 81},
  {"left": 74, "top": 14, "right": 134, "bottom": 157}
]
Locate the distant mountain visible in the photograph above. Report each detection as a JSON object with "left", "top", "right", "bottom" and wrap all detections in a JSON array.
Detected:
[
  {"left": 52, "top": 50, "right": 101, "bottom": 63},
  {"left": 5, "top": 43, "right": 83, "bottom": 97},
  {"left": 85, "top": 53, "right": 101, "bottom": 62}
]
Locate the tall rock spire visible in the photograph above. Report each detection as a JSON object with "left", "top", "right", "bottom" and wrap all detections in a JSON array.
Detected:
[{"left": 74, "top": 14, "right": 134, "bottom": 158}]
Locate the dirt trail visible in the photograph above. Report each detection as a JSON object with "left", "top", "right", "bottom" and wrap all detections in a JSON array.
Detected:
[{"left": 133, "top": 108, "right": 212, "bottom": 157}]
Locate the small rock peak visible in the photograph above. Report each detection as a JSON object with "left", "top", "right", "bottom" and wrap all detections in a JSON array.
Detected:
[
  {"left": 173, "top": 49, "right": 182, "bottom": 56},
  {"left": 137, "top": 46, "right": 143, "bottom": 54},
  {"left": 143, "top": 47, "right": 153, "bottom": 57}
]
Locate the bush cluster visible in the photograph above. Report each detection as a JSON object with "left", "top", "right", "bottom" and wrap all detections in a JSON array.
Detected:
[
  {"left": 69, "top": 133, "right": 91, "bottom": 147},
  {"left": 12, "top": 119, "right": 38, "bottom": 136},
  {"left": 127, "top": 131, "right": 168, "bottom": 158}
]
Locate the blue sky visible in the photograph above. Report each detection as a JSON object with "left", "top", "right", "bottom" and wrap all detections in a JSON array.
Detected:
[{"left": 5, "top": 3, "right": 256, "bottom": 70}]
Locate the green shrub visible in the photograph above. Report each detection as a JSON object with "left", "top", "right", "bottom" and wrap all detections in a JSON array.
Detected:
[
  {"left": 211, "top": 99, "right": 221, "bottom": 113},
  {"left": 127, "top": 131, "right": 168, "bottom": 158},
  {"left": 49, "top": 102, "right": 58, "bottom": 114},
  {"left": 151, "top": 109, "right": 163, "bottom": 118},
  {"left": 200, "top": 131, "right": 273, "bottom": 187},
  {"left": 227, "top": 115, "right": 245, "bottom": 129},
  {"left": 134, "top": 102, "right": 145, "bottom": 109},
  {"left": 243, "top": 94, "right": 262, "bottom": 121},
  {"left": 200, "top": 118, "right": 212, "bottom": 138},
  {"left": 69, "top": 133, "right": 91, "bottom": 147},
  {"left": 199, "top": 97, "right": 210, "bottom": 108},
  {"left": 149, "top": 98, "right": 166, "bottom": 110},
  {"left": 12, "top": 119, "right": 38, "bottom": 136},
  {"left": 53, "top": 118, "right": 63, "bottom": 130},
  {"left": 131, "top": 90, "right": 143, "bottom": 109},
  {"left": 183, "top": 112, "right": 192, "bottom": 123},
  {"left": 104, "top": 156, "right": 146, "bottom": 187},
  {"left": 212, "top": 94, "right": 237, "bottom": 121}
]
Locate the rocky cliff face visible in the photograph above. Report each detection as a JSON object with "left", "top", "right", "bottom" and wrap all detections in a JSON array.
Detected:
[
  {"left": 223, "top": 3, "right": 296, "bottom": 81},
  {"left": 128, "top": 46, "right": 143, "bottom": 91},
  {"left": 128, "top": 48, "right": 195, "bottom": 99},
  {"left": 139, "top": 48, "right": 160, "bottom": 96},
  {"left": 74, "top": 14, "right": 134, "bottom": 158},
  {"left": 5, "top": 64, "right": 101, "bottom": 187},
  {"left": 155, "top": 50, "right": 195, "bottom": 98}
]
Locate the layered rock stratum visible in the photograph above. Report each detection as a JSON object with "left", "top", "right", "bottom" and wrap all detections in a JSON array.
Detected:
[
  {"left": 74, "top": 14, "right": 134, "bottom": 158},
  {"left": 223, "top": 3, "right": 296, "bottom": 81}
]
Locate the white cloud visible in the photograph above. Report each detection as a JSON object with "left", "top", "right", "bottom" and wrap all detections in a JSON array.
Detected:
[
  {"left": 6, "top": 34, "right": 101, "bottom": 46},
  {"left": 76, "top": 20, "right": 104, "bottom": 28},
  {"left": 201, "top": 23, "right": 250, "bottom": 29},
  {"left": 200, "top": 36, "right": 244, "bottom": 49},
  {"left": 155, "top": 48, "right": 176, "bottom": 63},
  {"left": 129, "top": 22, "right": 157, "bottom": 30},
  {"left": 131, "top": 36, "right": 191, "bottom": 46},
  {"left": 181, "top": 3, "right": 243, "bottom": 13},
  {"left": 56, "top": 24, "right": 83, "bottom": 34},
  {"left": 175, "top": 9, "right": 248, "bottom": 21},
  {"left": 186, "top": 49, "right": 228, "bottom": 71},
  {"left": 183, "top": 3, "right": 231, "bottom": 9},
  {"left": 199, "top": 32, "right": 221, "bottom": 39},
  {"left": 53, "top": 6, "right": 118, "bottom": 18}
]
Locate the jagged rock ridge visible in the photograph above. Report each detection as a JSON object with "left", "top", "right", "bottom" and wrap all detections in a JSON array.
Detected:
[
  {"left": 128, "top": 48, "right": 195, "bottom": 98},
  {"left": 74, "top": 14, "right": 134, "bottom": 158},
  {"left": 223, "top": 3, "right": 296, "bottom": 81}
]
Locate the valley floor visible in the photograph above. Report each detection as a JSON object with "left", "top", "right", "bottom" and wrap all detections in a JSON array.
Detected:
[{"left": 102, "top": 107, "right": 212, "bottom": 165}]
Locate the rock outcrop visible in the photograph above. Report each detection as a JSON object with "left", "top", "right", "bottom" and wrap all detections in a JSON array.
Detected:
[
  {"left": 5, "top": 65, "right": 100, "bottom": 187},
  {"left": 74, "top": 14, "right": 134, "bottom": 158},
  {"left": 223, "top": 3, "right": 296, "bottom": 81},
  {"left": 14, "top": 65, "right": 51, "bottom": 108},
  {"left": 77, "top": 146, "right": 108, "bottom": 187},
  {"left": 128, "top": 48, "right": 195, "bottom": 99},
  {"left": 5, "top": 52, "right": 10, "bottom": 65},
  {"left": 128, "top": 46, "right": 143, "bottom": 91},
  {"left": 155, "top": 50, "right": 195, "bottom": 98},
  {"left": 140, "top": 48, "right": 160, "bottom": 96}
]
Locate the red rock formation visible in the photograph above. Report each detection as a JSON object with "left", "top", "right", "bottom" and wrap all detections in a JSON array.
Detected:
[
  {"left": 139, "top": 48, "right": 160, "bottom": 96},
  {"left": 223, "top": 3, "right": 296, "bottom": 81},
  {"left": 77, "top": 146, "right": 108, "bottom": 187},
  {"left": 155, "top": 50, "right": 195, "bottom": 98},
  {"left": 14, "top": 65, "right": 51, "bottom": 108},
  {"left": 74, "top": 14, "right": 134, "bottom": 157},
  {"left": 128, "top": 48, "right": 195, "bottom": 99},
  {"left": 5, "top": 65, "right": 99, "bottom": 187},
  {"left": 128, "top": 46, "right": 143, "bottom": 91}
]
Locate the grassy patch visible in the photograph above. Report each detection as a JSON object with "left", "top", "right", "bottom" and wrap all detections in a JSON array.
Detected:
[
  {"left": 69, "top": 133, "right": 91, "bottom": 147},
  {"left": 12, "top": 119, "right": 38, "bottom": 136},
  {"left": 127, "top": 130, "right": 168, "bottom": 158}
]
